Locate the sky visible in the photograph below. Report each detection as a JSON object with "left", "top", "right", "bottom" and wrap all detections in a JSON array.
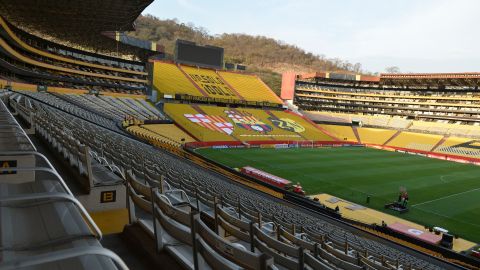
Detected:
[{"left": 144, "top": 0, "right": 480, "bottom": 73}]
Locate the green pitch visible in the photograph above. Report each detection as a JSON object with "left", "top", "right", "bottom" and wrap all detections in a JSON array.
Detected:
[{"left": 197, "top": 147, "right": 480, "bottom": 243}]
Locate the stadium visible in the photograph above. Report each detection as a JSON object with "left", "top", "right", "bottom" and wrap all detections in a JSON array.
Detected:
[{"left": 0, "top": 1, "right": 479, "bottom": 270}]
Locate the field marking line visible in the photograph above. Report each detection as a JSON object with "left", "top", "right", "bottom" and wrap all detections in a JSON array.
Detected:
[
  {"left": 413, "top": 207, "right": 480, "bottom": 228},
  {"left": 440, "top": 175, "right": 448, "bottom": 183},
  {"left": 412, "top": 187, "right": 480, "bottom": 207}
]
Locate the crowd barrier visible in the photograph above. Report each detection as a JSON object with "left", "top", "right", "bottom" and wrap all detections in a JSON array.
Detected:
[
  {"left": 185, "top": 140, "right": 360, "bottom": 150},
  {"left": 367, "top": 144, "right": 480, "bottom": 166},
  {"left": 185, "top": 140, "right": 480, "bottom": 166}
]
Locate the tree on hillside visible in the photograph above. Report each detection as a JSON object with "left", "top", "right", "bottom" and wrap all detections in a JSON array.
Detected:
[
  {"left": 385, "top": 66, "right": 401, "bottom": 73},
  {"left": 131, "top": 14, "right": 369, "bottom": 93}
]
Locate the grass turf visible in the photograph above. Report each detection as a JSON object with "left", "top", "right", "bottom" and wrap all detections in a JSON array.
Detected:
[{"left": 196, "top": 147, "right": 480, "bottom": 243}]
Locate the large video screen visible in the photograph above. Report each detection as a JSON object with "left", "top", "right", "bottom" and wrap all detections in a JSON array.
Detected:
[{"left": 175, "top": 40, "right": 224, "bottom": 69}]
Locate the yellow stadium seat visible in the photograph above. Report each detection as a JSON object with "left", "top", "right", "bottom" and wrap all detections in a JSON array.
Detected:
[
  {"left": 386, "top": 132, "right": 443, "bottom": 151},
  {"left": 163, "top": 103, "right": 334, "bottom": 142},
  {"left": 218, "top": 71, "right": 282, "bottom": 104},
  {"left": 433, "top": 136, "right": 480, "bottom": 158},
  {"left": 152, "top": 62, "right": 283, "bottom": 104},
  {"left": 357, "top": 128, "right": 398, "bottom": 145},
  {"left": 141, "top": 124, "right": 196, "bottom": 144},
  {"left": 180, "top": 66, "right": 241, "bottom": 99},
  {"left": 127, "top": 124, "right": 195, "bottom": 148},
  {"left": 153, "top": 62, "right": 200, "bottom": 97},
  {"left": 318, "top": 124, "right": 357, "bottom": 142}
]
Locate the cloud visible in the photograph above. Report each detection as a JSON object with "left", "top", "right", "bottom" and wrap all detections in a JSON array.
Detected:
[
  {"left": 347, "top": 0, "right": 480, "bottom": 71},
  {"left": 144, "top": 0, "right": 480, "bottom": 73}
]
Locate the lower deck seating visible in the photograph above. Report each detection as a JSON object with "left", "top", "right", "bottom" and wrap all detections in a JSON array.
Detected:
[
  {"left": 385, "top": 132, "right": 443, "bottom": 151},
  {"left": 0, "top": 95, "right": 126, "bottom": 270},
  {"left": 11, "top": 91, "right": 447, "bottom": 269},
  {"left": 59, "top": 93, "right": 165, "bottom": 121},
  {"left": 164, "top": 103, "right": 334, "bottom": 142},
  {"left": 434, "top": 137, "right": 480, "bottom": 158},
  {"left": 357, "top": 128, "right": 398, "bottom": 145},
  {"left": 318, "top": 124, "right": 357, "bottom": 142},
  {"left": 127, "top": 124, "right": 196, "bottom": 147},
  {"left": 13, "top": 91, "right": 121, "bottom": 131},
  {"left": 126, "top": 157, "right": 442, "bottom": 270},
  {"left": 305, "top": 110, "right": 480, "bottom": 139},
  {"left": 142, "top": 124, "right": 195, "bottom": 143},
  {"left": 319, "top": 122, "right": 480, "bottom": 160}
]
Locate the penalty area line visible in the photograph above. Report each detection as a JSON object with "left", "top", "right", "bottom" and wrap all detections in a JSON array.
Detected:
[{"left": 412, "top": 187, "right": 480, "bottom": 207}]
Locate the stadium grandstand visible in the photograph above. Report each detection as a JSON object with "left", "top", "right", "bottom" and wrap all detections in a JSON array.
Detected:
[
  {"left": 282, "top": 72, "right": 480, "bottom": 159},
  {"left": 153, "top": 61, "right": 283, "bottom": 106},
  {"left": 1, "top": 1, "right": 479, "bottom": 270}
]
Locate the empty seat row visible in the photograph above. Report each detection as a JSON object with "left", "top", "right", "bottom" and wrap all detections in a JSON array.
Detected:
[
  {"left": 12, "top": 92, "right": 442, "bottom": 270},
  {"left": 0, "top": 93, "right": 127, "bottom": 270},
  {"left": 125, "top": 170, "right": 409, "bottom": 270}
]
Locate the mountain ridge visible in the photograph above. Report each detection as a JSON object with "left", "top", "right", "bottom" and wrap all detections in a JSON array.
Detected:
[{"left": 130, "top": 14, "right": 367, "bottom": 93}]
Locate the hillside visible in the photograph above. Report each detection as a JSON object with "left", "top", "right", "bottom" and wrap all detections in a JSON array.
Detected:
[{"left": 130, "top": 14, "right": 364, "bottom": 94}]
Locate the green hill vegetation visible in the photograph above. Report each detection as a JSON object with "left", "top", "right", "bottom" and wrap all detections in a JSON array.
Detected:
[{"left": 130, "top": 15, "right": 366, "bottom": 94}]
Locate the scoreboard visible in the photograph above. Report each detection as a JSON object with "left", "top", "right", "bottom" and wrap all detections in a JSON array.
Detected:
[{"left": 175, "top": 39, "right": 224, "bottom": 69}]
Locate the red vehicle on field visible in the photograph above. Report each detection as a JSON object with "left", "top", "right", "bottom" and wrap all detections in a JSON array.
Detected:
[{"left": 241, "top": 166, "right": 305, "bottom": 195}]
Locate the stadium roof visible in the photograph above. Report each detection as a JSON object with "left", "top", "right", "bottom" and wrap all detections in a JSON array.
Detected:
[
  {"left": 0, "top": 0, "right": 153, "bottom": 32},
  {"left": 297, "top": 71, "right": 480, "bottom": 87},
  {"left": 0, "top": 0, "right": 153, "bottom": 57},
  {"left": 380, "top": 72, "right": 480, "bottom": 87}
]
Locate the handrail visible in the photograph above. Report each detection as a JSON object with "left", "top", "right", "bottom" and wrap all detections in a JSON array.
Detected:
[
  {"left": 0, "top": 124, "right": 23, "bottom": 129},
  {"left": 0, "top": 192, "right": 103, "bottom": 240},
  {"left": 0, "top": 246, "right": 128, "bottom": 270},
  {"left": 0, "top": 100, "right": 37, "bottom": 151},
  {"left": 0, "top": 99, "right": 131, "bottom": 269},
  {"left": 0, "top": 131, "right": 27, "bottom": 137},
  {"left": 0, "top": 152, "right": 74, "bottom": 195}
]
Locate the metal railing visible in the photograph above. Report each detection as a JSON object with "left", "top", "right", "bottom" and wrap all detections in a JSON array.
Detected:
[{"left": 0, "top": 97, "right": 127, "bottom": 270}]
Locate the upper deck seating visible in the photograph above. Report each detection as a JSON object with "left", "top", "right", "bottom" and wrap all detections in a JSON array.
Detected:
[
  {"left": 181, "top": 65, "right": 241, "bottom": 99},
  {"left": 153, "top": 62, "right": 205, "bottom": 98},
  {"left": 409, "top": 121, "right": 480, "bottom": 138},
  {"left": 218, "top": 71, "right": 282, "bottom": 104},
  {"left": 0, "top": 36, "right": 146, "bottom": 84},
  {"left": 0, "top": 16, "right": 146, "bottom": 76},
  {"left": 0, "top": 17, "right": 148, "bottom": 94},
  {"left": 153, "top": 62, "right": 282, "bottom": 104},
  {"left": 153, "top": 62, "right": 240, "bottom": 100},
  {"left": 295, "top": 84, "right": 480, "bottom": 125},
  {"left": 304, "top": 111, "right": 412, "bottom": 129}
]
